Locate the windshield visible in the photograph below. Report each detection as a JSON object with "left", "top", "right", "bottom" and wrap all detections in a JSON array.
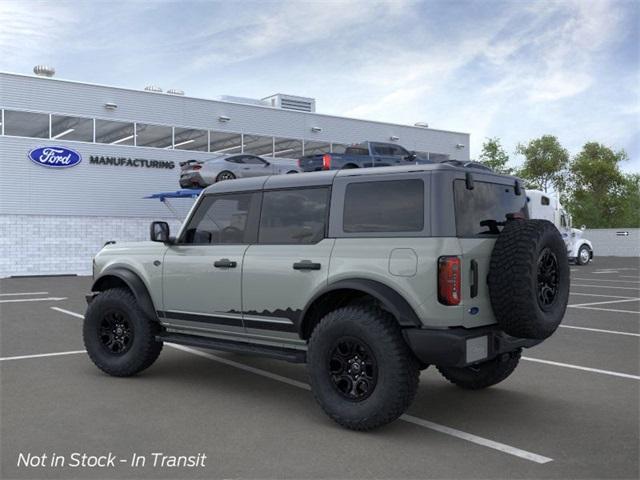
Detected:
[{"left": 454, "top": 180, "right": 528, "bottom": 237}]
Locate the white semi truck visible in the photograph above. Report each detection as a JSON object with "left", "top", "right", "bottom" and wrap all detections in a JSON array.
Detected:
[{"left": 527, "top": 190, "right": 593, "bottom": 265}]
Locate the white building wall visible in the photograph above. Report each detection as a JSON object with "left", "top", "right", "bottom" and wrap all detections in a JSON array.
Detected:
[
  {"left": 584, "top": 229, "right": 640, "bottom": 257},
  {"left": 0, "top": 215, "right": 183, "bottom": 277}
]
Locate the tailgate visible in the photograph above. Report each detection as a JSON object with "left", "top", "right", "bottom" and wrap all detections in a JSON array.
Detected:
[{"left": 458, "top": 238, "right": 498, "bottom": 328}]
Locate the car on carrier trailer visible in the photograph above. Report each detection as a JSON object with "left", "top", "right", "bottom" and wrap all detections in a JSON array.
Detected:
[{"left": 84, "top": 164, "right": 570, "bottom": 431}]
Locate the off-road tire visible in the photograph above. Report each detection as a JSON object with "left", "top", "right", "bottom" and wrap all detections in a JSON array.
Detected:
[
  {"left": 83, "top": 288, "right": 163, "bottom": 377},
  {"left": 576, "top": 245, "right": 591, "bottom": 265},
  {"left": 437, "top": 349, "right": 521, "bottom": 390},
  {"left": 215, "top": 171, "right": 236, "bottom": 182},
  {"left": 307, "top": 306, "right": 419, "bottom": 431},
  {"left": 488, "top": 219, "right": 569, "bottom": 340}
]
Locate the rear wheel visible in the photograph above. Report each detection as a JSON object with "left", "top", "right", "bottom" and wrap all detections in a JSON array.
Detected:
[
  {"left": 216, "top": 171, "right": 235, "bottom": 182},
  {"left": 307, "top": 306, "right": 419, "bottom": 431},
  {"left": 437, "top": 350, "right": 521, "bottom": 390},
  {"left": 576, "top": 245, "right": 591, "bottom": 265},
  {"left": 83, "top": 288, "right": 163, "bottom": 376}
]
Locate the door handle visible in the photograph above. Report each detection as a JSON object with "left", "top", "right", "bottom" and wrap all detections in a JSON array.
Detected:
[
  {"left": 214, "top": 258, "right": 237, "bottom": 268},
  {"left": 293, "top": 261, "right": 321, "bottom": 270},
  {"left": 470, "top": 260, "right": 478, "bottom": 298}
]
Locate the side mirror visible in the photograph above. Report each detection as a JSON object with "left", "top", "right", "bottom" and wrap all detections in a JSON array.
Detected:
[
  {"left": 150, "top": 221, "right": 170, "bottom": 243},
  {"left": 406, "top": 151, "right": 417, "bottom": 161}
]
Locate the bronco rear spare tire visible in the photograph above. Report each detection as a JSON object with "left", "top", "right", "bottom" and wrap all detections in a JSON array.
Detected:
[{"left": 488, "top": 219, "right": 569, "bottom": 340}]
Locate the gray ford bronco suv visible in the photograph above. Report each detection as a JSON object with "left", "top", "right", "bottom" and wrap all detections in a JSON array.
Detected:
[{"left": 84, "top": 164, "right": 569, "bottom": 430}]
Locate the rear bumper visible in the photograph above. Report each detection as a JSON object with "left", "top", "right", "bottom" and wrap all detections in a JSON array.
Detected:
[
  {"left": 179, "top": 172, "right": 205, "bottom": 188},
  {"left": 403, "top": 325, "right": 542, "bottom": 368}
]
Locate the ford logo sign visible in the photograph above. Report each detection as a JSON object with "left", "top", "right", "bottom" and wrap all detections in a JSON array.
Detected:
[{"left": 28, "top": 146, "right": 82, "bottom": 168}]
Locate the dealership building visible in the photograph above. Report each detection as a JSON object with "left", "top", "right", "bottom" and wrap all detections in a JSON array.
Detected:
[{"left": 0, "top": 69, "right": 470, "bottom": 277}]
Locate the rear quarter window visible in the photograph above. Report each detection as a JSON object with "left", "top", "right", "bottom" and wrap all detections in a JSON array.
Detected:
[
  {"left": 454, "top": 180, "right": 528, "bottom": 237},
  {"left": 343, "top": 179, "right": 424, "bottom": 233}
]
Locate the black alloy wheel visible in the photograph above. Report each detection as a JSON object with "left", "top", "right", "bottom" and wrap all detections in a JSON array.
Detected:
[
  {"left": 99, "top": 309, "right": 133, "bottom": 355},
  {"left": 328, "top": 337, "right": 378, "bottom": 401},
  {"left": 537, "top": 247, "right": 559, "bottom": 309},
  {"left": 216, "top": 171, "right": 235, "bottom": 182}
]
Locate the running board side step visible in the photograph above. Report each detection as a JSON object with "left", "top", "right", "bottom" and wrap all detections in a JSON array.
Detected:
[{"left": 157, "top": 332, "right": 307, "bottom": 363}]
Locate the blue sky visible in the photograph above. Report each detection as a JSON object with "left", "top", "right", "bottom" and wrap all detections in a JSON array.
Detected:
[{"left": 1, "top": 0, "right": 638, "bottom": 171}]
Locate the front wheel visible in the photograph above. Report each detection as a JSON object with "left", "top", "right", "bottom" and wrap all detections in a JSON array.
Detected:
[
  {"left": 576, "top": 245, "right": 591, "bottom": 265},
  {"left": 307, "top": 306, "right": 419, "bottom": 431},
  {"left": 436, "top": 350, "right": 521, "bottom": 390},
  {"left": 83, "top": 288, "right": 163, "bottom": 377}
]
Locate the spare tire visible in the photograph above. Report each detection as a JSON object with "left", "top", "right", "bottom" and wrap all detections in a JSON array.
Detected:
[{"left": 488, "top": 219, "right": 569, "bottom": 340}]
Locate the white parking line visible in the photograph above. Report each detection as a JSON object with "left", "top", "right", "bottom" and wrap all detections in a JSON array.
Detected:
[
  {"left": 569, "top": 306, "right": 640, "bottom": 315},
  {"left": 570, "top": 292, "right": 636, "bottom": 299},
  {"left": 0, "top": 297, "right": 67, "bottom": 304},
  {"left": 51, "top": 307, "right": 85, "bottom": 318},
  {"left": 0, "top": 350, "right": 86, "bottom": 362},
  {"left": 572, "top": 284, "right": 640, "bottom": 291},
  {"left": 0, "top": 291, "right": 49, "bottom": 296},
  {"left": 522, "top": 357, "right": 640, "bottom": 380},
  {"left": 620, "top": 275, "right": 640, "bottom": 279},
  {"left": 574, "top": 278, "right": 640, "bottom": 284},
  {"left": 569, "top": 298, "right": 640, "bottom": 308},
  {"left": 559, "top": 325, "right": 640, "bottom": 337},
  {"left": 401, "top": 415, "right": 552, "bottom": 464},
  {"left": 169, "top": 343, "right": 552, "bottom": 464}
]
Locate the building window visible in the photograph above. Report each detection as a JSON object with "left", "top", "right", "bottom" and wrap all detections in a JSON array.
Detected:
[
  {"left": 331, "top": 143, "right": 348, "bottom": 154},
  {"left": 51, "top": 114, "right": 93, "bottom": 142},
  {"left": 344, "top": 180, "right": 424, "bottom": 233},
  {"left": 273, "top": 137, "right": 303, "bottom": 159},
  {"left": 210, "top": 131, "right": 243, "bottom": 154},
  {"left": 243, "top": 134, "right": 274, "bottom": 156},
  {"left": 173, "top": 127, "right": 208, "bottom": 151},
  {"left": 259, "top": 188, "right": 329, "bottom": 244},
  {"left": 3, "top": 110, "right": 49, "bottom": 138},
  {"left": 95, "top": 119, "right": 135, "bottom": 145},
  {"left": 135, "top": 123, "right": 173, "bottom": 148},
  {"left": 303, "top": 141, "right": 331, "bottom": 156}
]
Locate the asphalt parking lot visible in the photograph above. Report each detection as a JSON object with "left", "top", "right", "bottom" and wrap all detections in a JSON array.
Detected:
[{"left": 1, "top": 256, "right": 638, "bottom": 479}]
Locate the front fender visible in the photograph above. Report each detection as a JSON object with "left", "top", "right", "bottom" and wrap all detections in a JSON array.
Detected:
[{"left": 91, "top": 267, "right": 158, "bottom": 321}]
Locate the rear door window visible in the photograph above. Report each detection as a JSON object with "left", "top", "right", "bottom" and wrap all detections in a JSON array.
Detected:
[
  {"left": 259, "top": 188, "right": 329, "bottom": 244},
  {"left": 454, "top": 180, "right": 528, "bottom": 236},
  {"left": 343, "top": 179, "right": 424, "bottom": 233}
]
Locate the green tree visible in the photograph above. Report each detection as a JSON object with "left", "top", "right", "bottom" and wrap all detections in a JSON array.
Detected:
[
  {"left": 478, "top": 137, "right": 513, "bottom": 174},
  {"left": 516, "top": 135, "right": 569, "bottom": 192},
  {"left": 565, "top": 142, "right": 638, "bottom": 228}
]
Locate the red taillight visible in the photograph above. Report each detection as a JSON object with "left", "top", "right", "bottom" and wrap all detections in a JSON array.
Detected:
[
  {"left": 438, "top": 256, "right": 461, "bottom": 306},
  {"left": 322, "top": 154, "right": 332, "bottom": 170},
  {"left": 192, "top": 165, "right": 202, "bottom": 170},
  {"left": 297, "top": 158, "right": 302, "bottom": 168}
]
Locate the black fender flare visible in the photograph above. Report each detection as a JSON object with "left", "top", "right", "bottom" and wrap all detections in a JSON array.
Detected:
[
  {"left": 299, "top": 278, "right": 422, "bottom": 336},
  {"left": 91, "top": 267, "right": 158, "bottom": 321}
]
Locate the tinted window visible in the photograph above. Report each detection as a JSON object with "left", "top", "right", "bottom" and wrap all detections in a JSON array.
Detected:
[
  {"left": 4, "top": 110, "right": 49, "bottom": 138},
  {"left": 182, "top": 193, "right": 257, "bottom": 244},
  {"left": 343, "top": 180, "right": 424, "bottom": 233},
  {"left": 345, "top": 147, "right": 369, "bottom": 156},
  {"left": 454, "top": 180, "right": 528, "bottom": 237},
  {"left": 95, "top": 119, "right": 135, "bottom": 145},
  {"left": 51, "top": 114, "right": 93, "bottom": 142},
  {"left": 259, "top": 188, "right": 329, "bottom": 244},
  {"left": 242, "top": 155, "right": 266, "bottom": 165},
  {"left": 541, "top": 196, "right": 550, "bottom": 205},
  {"left": 136, "top": 123, "right": 172, "bottom": 148}
]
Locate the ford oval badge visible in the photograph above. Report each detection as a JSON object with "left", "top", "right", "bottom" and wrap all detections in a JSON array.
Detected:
[{"left": 28, "top": 146, "right": 82, "bottom": 168}]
